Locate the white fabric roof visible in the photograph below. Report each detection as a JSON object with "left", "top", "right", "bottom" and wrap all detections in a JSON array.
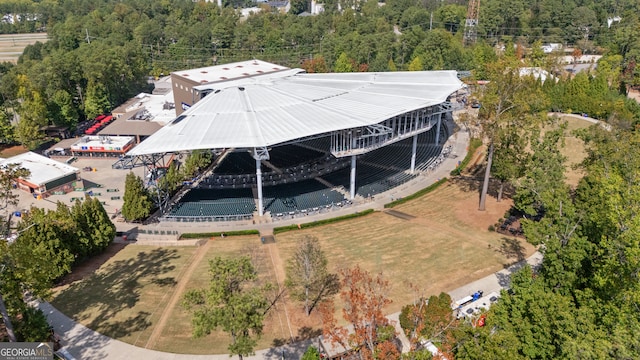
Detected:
[
  {"left": 128, "top": 70, "right": 463, "bottom": 156},
  {"left": 0, "top": 152, "right": 78, "bottom": 186}
]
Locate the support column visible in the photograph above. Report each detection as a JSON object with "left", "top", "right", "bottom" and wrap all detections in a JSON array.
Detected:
[
  {"left": 435, "top": 114, "right": 442, "bottom": 145},
  {"left": 410, "top": 134, "right": 418, "bottom": 174},
  {"left": 256, "top": 158, "right": 264, "bottom": 216},
  {"left": 350, "top": 155, "right": 356, "bottom": 199}
]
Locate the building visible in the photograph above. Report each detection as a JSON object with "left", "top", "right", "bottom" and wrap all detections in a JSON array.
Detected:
[
  {"left": 70, "top": 136, "right": 135, "bottom": 157},
  {"left": 170, "top": 59, "right": 289, "bottom": 115},
  {"left": 128, "top": 63, "right": 464, "bottom": 219},
  {"left": 0, "top": 152, "right": 80, "bottom": 195}
]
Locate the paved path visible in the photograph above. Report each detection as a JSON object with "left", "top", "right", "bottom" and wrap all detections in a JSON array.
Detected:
[
  {"left": 38, "top": 251, "right": 543, "bottom": 359},
  {"left": 34, "top": 115, "right": 505, "bottom": 358}
]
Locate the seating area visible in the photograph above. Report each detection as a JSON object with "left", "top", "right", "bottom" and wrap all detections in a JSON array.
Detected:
[
  {"left": 263, "top": 179, "right": 346, "bottom": 214},
  {"left": 166, "top": 188, "right": 256, "bottom": 219},
  {"left": 321, "top": 127, "right": 444, "bottom": 196},
  {"left": 267, "top": 144, "right": 326, "bottom": 168},
  {"left": 163, "top": 122, "right": 451, "bottom": 222},
  {"left": 214, "top": 152, "right": 263, "bottom": 175}
]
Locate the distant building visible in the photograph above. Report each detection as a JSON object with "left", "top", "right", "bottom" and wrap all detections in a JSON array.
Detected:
[
  {"left": 0, "top": 152, "right": 80, "bottom": 195},
  {"left": 170, "top": 59, "right": 290, "bottom": 115},
  {"left": 541, "top": 43, "right": 563, "bottom": 54},
  {"left": 70, "top": 136, "right": 135, "bottom": 157}
]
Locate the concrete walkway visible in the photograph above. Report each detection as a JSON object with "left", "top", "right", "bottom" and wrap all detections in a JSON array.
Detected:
[
  {"left": 38, "top": 251, "right": 543, "bottom": 359},
  {"left": 34, "top": 115, "right": 511, "bottom": 358}
]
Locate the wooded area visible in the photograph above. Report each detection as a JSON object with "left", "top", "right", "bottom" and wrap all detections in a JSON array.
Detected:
[{"left": 0, "top": 0, "right": 638, "bottom": 147}]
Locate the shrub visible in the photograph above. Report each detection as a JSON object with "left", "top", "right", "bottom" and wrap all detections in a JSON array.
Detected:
[
  {"left": 384, "top": 178, "right": 448, "bottom": 208},
  {"left": 488, "top": 224, "right": 495, "bottom": 232},
  {"left": 179, "top": 229, "right": 259, "bottom": 239},
  {"left": 273, "top": 209, "right": 374, "bottom": 234},
  {"left": 450, "top": 138, "right": 482, "bottom": 176}
]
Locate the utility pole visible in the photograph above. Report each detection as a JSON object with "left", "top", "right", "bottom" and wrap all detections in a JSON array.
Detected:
[
  {"left": 463, "top": 0, "right": 480, "bottom": 45},
  {"left": 85, "top": 28, "right": 91, "bottom": 44},
  {"left": 430, "top": 12, "right": 433, "bottom": 30}
]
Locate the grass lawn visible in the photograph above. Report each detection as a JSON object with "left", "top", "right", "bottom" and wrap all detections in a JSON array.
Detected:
[
  {"left": 51, "top": 180, "right": 537, "bottom": 355},
  {"left": 152, "top": 236, "right": 291, "bottom": 354},
  {"left": 51, "top": 245, "right": 197, "bottom": 347},
  {"left": 275, "top": 180, "right": 536, "bottom": 321},
  {"left": 51, "top": 169, "right": 542, "bottom": 354}
]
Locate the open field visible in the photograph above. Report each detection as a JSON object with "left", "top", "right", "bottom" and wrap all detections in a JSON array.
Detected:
[
  {"left": 275, "top": 179, "right": 535, "bottom": 317},
  {"left": 51, "top": 245, "right": 198, "bottom": 347},
  {"left": 51, "top": 178, "right": 536, "bottom": 354},
  {"left": 0, "top": 33, "right": 48, "bottom": 63}
]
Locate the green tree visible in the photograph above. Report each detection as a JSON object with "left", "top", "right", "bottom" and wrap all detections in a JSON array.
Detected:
[
  {"left": 289, "top": 0, "right": 308, "bottom": 15},
  {"left": 84, "top": 82, "right": 111, "bottom": 120},
  {"left": 477, "top": 57, "right": 548, "bottom": 210},
  {"left": 408, "top": 56, "right": 424, "bottom": 71},
  {"left": 183, "top": 256, "right": 271, "bottom": 360},
  {"left": 72, "top": 197, "right": 116, "bottom": 257},
  {"left": 13, "top": 307, "right": 51, "bottom": 342},
  {"left": 0, "top": 109, "right": 15, "bottom": 144},
  {"left": 334, "top": 52, "right": 354, "bottom": 73},
  {"left": 122, "top": 172, "right": 153, "bottom": 222},
  {"left": 285, "top": 235, "right": 338, "bottom": 316},
  {"left": 158, "top": 160, "right": 182, "bottom": 194},
  {"left": 0, "top": 163, "right": 30, "bottom": 237},
  {"left": 10, "top": 207, "right": 76, "bottom": 296},
  {"left": 182, "top": 149, "right": 212, "bottom": 180},
  {"left": 302, "top": 346, "right": 321, "bottom": 360}
]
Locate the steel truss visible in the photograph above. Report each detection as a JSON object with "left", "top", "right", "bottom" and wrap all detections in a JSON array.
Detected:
[{"left": 330, "top": 103, "right": 450, "bottom": 157}]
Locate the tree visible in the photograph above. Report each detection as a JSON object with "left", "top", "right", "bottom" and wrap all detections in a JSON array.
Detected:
[
  {"left": 301, "top": 56, "right": 329, "bottom": 73},
  {"left": 322, "top": 265, "right": 396, "bottom": 360},
  {"left": 157, "top": 160, "right": 181, "bottom": 194},
  {"left": 477, "top": 57, "right": 548, "bottom": 210},
  {"left": 400, "top": 292, "right": 455, "bottom": 351},
  {"left": 408, "top": 56, "right": 424, "bottom": 71},
  {"left": 71, "top": 197, "right": 116, "bottom": 258},
  {"left": 182, "top": 149, "right": 212, "bottom": 180},
  {"left": 183, "top": 256, "right": 271, "bottom": 360},
  {"left": 122, "top": 172, "right": 153, "bottom": 222},
  {"left": 285, "top": 235, "right": 338, "bottom": 316},
  {"left": 334, "top": 52, "right": 355, "bottom": 73},
  {"left": 302, "top": 346, "right": 322, "bottom": 360},
  {"left": 0, "top": 163, "right": 30, "bottom": 237},
  {"left": 0, "top": 109, "right": 15, "bottom": 145},
  {"left": 289, "top": 0, "right": 308, "bottom": 15},
  {"left": 10, "top": 207, "right": 75, "bottom": 295}
]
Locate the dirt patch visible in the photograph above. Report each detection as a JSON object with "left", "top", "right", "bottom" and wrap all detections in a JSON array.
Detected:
[
  {"left": 450, "top": 178, "right": 512, "bottom": 232},
  {"left": 0, "top": 144, "right": 28, "bottom": 158}
]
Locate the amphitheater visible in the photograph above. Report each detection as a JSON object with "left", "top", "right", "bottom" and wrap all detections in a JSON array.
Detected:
[{"left": 124, "top": 66, "right": 468, "bottom": 239}]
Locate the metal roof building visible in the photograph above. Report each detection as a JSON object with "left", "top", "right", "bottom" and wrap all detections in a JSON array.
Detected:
[
  {"left": 0, "top": 152, "right": 80, "bottom": 194},
  {"left": 127, "top": 64, "right": 464, "bottom": 217},
  {"left": 129, "top": 69, "right": 463, "bottom": 155}
]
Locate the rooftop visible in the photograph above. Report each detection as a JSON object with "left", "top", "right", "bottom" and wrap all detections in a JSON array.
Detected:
[
  {"left": 128, "top": 69, "right": 463, "bottom": 156},
  {"left": 171, "top": 59, "right": 289, "bottom": 85},
  {"left": 0, "top": 152, "right": 78, "bottom": 186},
  {"left": 71, "top": 136, "right": 135, "bottom": 151}
]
